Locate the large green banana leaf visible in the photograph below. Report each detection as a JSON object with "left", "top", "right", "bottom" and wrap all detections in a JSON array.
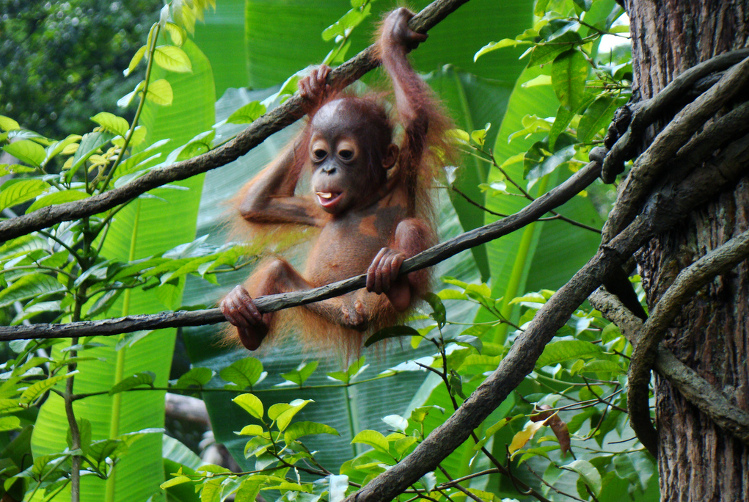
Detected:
[
  {"left": 196, "top": 0, "right": 530, "bottom": 89},
  {"left": 30, "top": 39, "right": 215, "bottom": 502},
  {"left": 424, "top": 66, "right": 514, "bottom": 281},
  {"left": 192, "top": 0, "right": 247, "bottom": 96}
]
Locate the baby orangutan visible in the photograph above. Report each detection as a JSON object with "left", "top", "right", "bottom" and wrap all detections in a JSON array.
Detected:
[{"left": 220, "top": 8, "right": 453, "bottom": 353}]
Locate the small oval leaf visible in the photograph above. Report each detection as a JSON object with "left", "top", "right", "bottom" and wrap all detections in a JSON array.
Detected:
[
  {"left": 153, "top": 45, "right": 192, "bottom": 73},
  {"left": 146, "top": 79, "right": 174, "bottom": 106}
]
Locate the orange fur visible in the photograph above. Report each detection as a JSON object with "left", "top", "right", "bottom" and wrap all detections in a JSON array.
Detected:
[{"left": 219, "top": 8, "right": 454, "bottom": 357}]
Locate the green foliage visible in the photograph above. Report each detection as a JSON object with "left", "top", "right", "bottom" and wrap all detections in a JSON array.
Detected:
[{"left": 0, "top": 0, "right": 163, "bottom": 139}]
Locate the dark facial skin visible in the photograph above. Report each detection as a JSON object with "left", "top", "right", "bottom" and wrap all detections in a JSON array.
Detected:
[
  {"left": 220, "top": 8, "right": 440, "bottom": 352},
  {"left": 308, "top": 99, "right": 393, "bottom": 214}
]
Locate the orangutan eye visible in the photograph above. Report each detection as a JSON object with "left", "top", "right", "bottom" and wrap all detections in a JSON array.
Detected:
[
  {"left": 338, "top": 149, "right": 354, "bottom": 160},
  {"left": 337, "top": 139, "right": 357, "bottom": 162},
  {"left": 310, "top": 139, "right": 329, "bottom": 162}
]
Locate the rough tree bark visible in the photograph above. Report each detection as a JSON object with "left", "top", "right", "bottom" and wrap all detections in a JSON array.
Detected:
[{"left": 627, "top": 1, "right": 749, "bottom": 500}]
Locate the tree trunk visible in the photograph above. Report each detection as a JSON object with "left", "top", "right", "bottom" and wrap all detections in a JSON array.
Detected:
[{"left": 627, "top": 1, "right": 749, "bottom": 500}]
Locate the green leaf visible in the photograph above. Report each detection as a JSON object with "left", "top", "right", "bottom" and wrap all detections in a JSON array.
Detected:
[
  {"left": 2, "top": 140, "right": 46, "bottom": 167},
  {"left": 0, "top": 163, "right": 35, "bottom": 175},
  {"left": 0, "top": 416, "right": 21, "bottom": 431},
  {"left": 237, "top": 424, "right": 264, "bottom": 437},
  {"left": 67, "top": 418, "right": 92, "bottom": 453},
  {"left": 577, "top": 94, "right": 619, "bottom": 143},
  {"left": 275, "top": 399, "right": 312, "bottom": 432},
  {"left": 160, "top": 475, "right": 192, "bottom": 489},
  {"left": 279, "top": 361, "right": 318, "bottom": 386},
  {"left": 0, "top": 179, "right": 49, "bottom": 212},
  {"left": 0, "top": 399, "right": 22, "bottom": 414},
  {"left": 284, "top": 421, "right": 339, "bottom": 444},
  {"left": 549, "top": 105, "right": 574, "bottom": 150},
  {"left": 423, "top": 292, "right": 446, "bottom": 327},
  {"left": 109, "top": 371, "right": 156, "bottom": 395},
  {"left": 528, "top": 31, "right": 583, "bottom": 68},
  {"left": 364, "top": 325, "right": 419, "bottom": 347},
  {"left": 233, "top": 393, "right": 264, "bottom": 419},
  {"left": 235, "top": 479, "right": 262, "bottom": 502},
  {"left": 69, "top": 131, "right": 114, "bottom": 178},
  {"left": 573, "top": 0, "right": 592, "bottom": 11},
  {"left": 551, "top": 49, "right": 589, "bottom": 111},
  {"left": 419, "top": 472, "right": 437, "bottom": 492},
  {"left": 474, "top": 39, "right": 530, "bottom": 61},
  {"left": 566, "top": 459, "right": 602, "bottom": 495},
  {"left": 524, "top": 136, "right": 576, "bottom": 181},
  {"left": 20, "top": 371, "right": 77, "bottom": 404},
  {"left": 322, "top": 4, "right": 372, "bottom": 42},
  {"left": 226, "top": 101, "right": 267, "bottom": 124},
  {"left": 475, "top": 417, "right": 513, "bottom": 448},
  {"left": 220, "top": 357, "right": 265, "bottom": 389},
  {"left": 86, "top": 289, "right": 124, "bottom": 320},
  {"left": 0, "top": 115, "right": 20, "bottom": 131},
  {"left": 91, "top": 112, "right": 130, "bottom": 136},
  {"left": 26, "top": 190, "right": 89, "bottom": 214},
  {"left": 146, "top": 79, "right": 174, "bottom": 105},
  {"left": 242, "top": 0, "right": 528, "bottom": 89},
  {"left": 536, "top": 340, "right": 602, "bottom": 368},
  {"left": 44, "top": 134, "right": 83, "bottom": 164},
  {"left": 0, "top": 273, "right": 63, "bottom": 308},
  {"left": 165, "top": 22, "right": 186, "bottom": 46},
  {"left": 175, "top": 367, "right": 214, "bottom": 388},
  {"left": 201, "top": 478, "right": 222, "bottom": 502},
  {"left": 581, "top": 360, "right": 625, "bottom": 376},
  {"left": 351, "top": 430, "right": 389, "bottom": 454},
  {"left": 154, "top": 45, "right": 193, "bottom": 73},
  {"left": 267, "top": 402, "right": 291, "bottom": 421},
  {"left": 125, "top": 45, "right": 147, "bottom": 77}
]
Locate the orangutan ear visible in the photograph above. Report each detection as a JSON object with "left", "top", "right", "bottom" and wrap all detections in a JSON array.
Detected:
[{"left": 383, "top": 144, "right": 399, "bottom": 170}]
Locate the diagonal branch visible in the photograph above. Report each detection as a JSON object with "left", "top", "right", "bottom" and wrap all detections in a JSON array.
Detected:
[
  {"left": 0, "top": 160, "right": 602, "bottom": 342},
  {"left": 0, "top": 0, "right": 470, "bottom": 245}
]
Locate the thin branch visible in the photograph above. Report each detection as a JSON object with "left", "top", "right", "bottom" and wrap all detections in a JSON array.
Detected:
[
  {"left": 451, "top": 185, "right": 601, "bottom": 234},
  {"left": 436, "top": 465, "right": 485, "bottom": 502},
  {"left": 0, "top": 0, "right": 470, "bottom": 244},
  {"left": 625, "top": 228, "right": 749, "bottom": 455},
  {"left": 0, "top": 160, "right": 602, "bottom": 341},
  {"left": 525, "top": 464, "right": 585, "bottom": 502}
]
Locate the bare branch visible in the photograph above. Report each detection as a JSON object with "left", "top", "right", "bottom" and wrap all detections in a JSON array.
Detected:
[{"left": 0, "top": 160, "right": 602, "bottom": 342}]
